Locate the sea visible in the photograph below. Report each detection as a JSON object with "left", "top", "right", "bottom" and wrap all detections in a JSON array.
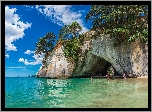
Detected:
[{"left": 5, "top": 77, "right": 148, "bottom": 108}]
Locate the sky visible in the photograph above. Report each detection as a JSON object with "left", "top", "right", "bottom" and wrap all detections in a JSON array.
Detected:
[{"left": 5, "top": 5, "right": 92, "bottom": 77}]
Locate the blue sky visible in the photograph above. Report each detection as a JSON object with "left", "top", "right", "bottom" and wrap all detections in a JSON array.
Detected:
[{"left": 5, "top": 5, "right": 92, "bottom": 77}]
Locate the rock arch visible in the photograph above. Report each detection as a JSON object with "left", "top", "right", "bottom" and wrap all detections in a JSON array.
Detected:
[
  {"left": 36, "top": 34, "right": 148, "bottom": 78},
  {"left": 72, "top": 35, "right": 148, "bottom": 78}
]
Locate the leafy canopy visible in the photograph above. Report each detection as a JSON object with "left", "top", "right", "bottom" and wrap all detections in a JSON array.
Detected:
[
  {"left": 35, "top": 32, "right": 56, "bottom": 65},
  {"left": 58, "top": 21, "right": 82, "bottom": 40},
  {"left": 86, "top": 5, "right": 148, "bottom": 46},
  {"left": 58, "top": 22, "right": 83, "bottom": 64},
  {"left": 63, "top": 37, "right": 82, "bottom": 64}
]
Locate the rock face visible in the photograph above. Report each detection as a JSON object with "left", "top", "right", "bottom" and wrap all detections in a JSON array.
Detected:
[
  {"left": 36, "top": 42, "right": 74, "bottom": 78},
  {"left": 73, "top": 33, "right": 148, "bottom": 77},
  {"left": 72, "top": 51, "right": 111, "bottom": 77},
  {"left": 36, "top": 32, "right": 148, "bottom": 78}
]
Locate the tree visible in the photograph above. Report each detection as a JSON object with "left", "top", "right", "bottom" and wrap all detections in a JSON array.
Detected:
[
  {"left": 58, "top": 25, "right": 71, "bottom": 41},
  {"left": 69, "top": 21, "right": 82, "bottom": 39},
  {"left": 35, "top": 32, "right": 56, "bottom": 65},
  {"left": 43, "top": 32, "right": 56, "bottom": 55},
  {"left": 35, "top": 37, "right": 45, "bottom": 57},
  {"left": 58, "top": 21, "right": 82, "bottom": 41},
  {"left": 63, "top": 37, "right": 81, "bottom": 64},
  {"left": 86, "top": 5, "right": 148, "bottom": 46},
  {"left": 58, "top": 22, "right": 83, "bottom": 64}
]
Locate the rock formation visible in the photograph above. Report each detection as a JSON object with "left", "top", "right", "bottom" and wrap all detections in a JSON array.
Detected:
[
  {"left": 36, "top": 42, "right": 75, "bottom": 78},
  {"left": 36, "top": 31, "right": 148, "bottom": 78}
]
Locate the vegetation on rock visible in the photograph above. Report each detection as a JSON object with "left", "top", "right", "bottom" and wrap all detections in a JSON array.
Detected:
[
  {"left": 35, "top": 5, "right": 148, "bottom": 78},
  {"left": 35, "top": 32, "right": 56, "bottom": 66},
  {"left": 63, "top": 37, "right": 82, "bottom": 64},
  {"left": 86, "top": 5, "right": 148, "bottom": 46},
  {"left": 58, "top": 21, "right": 82, "bottom": 40},
  {"left": 58, "top": 22, "right": 83, "bottom": 64}
]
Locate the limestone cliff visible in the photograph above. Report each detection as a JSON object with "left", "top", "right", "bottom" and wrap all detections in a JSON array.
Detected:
[
  {"left": 36, "top": 42, "right": 75, "bottom": 78},
  {"left": 36, "top": 31, "right": 148, "bottom": 78},
  {"left": 73, "top": 32, "right": 148, "bottom": 77}
]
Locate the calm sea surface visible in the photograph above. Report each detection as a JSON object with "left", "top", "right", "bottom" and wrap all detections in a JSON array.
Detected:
[{"left": 5, "top": 77, "right": 148, "bottom": 108}]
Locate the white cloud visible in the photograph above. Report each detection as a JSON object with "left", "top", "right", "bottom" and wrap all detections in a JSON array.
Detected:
[
  {"left": 24, "top": 50, "right": 35, "bottom": 55},
  {"left": 5, "top": 52, "right": 9, "bottom": 58},
  {"left": 18, "top": 53, "right": 44, "bottom": 65},
  {"left": 5, "top": 6, "right": 32, "bottom": 51},
  {"left": 24, "top": 5, "right": 34, "bottom": 10},
  {"left": 6, "top": 66, "right": 25, "bottom": 69},
  {"left": 35, "top": 5, "right": 89, "bottom": 33},
  {"left": 18, "top": 58, "right": 24, "bottom": 62}
]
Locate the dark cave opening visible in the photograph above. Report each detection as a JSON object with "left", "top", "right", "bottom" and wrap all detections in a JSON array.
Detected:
[{"left": 84, "top": 55, "right": 120, "bottom": 77}]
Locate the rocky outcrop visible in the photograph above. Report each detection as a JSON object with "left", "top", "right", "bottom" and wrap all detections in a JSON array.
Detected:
[
  {"left": 36, "top": 42, "right": 74, "bottom": 78},
  {"left": 72, "top": 51, "right": 111, "bottom": 77},
  {"left": 72, "top": 33, "right": 148, "bottom": 77},
  {"left": 36, "top": 31, "right": 148, "bottom": 78}
]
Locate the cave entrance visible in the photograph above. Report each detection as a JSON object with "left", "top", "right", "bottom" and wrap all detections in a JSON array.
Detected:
[{"left": 84, "top": 54, "right": 120, "bottom": 77}]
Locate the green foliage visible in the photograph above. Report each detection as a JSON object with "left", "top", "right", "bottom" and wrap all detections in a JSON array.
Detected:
[
  {"left": 35, "top": 22, "right": 83, "bottom": 67},
  {"left": 70, "top": 21, "right": 82, "bottom": 38},
  {"left": 35, "top": 32, "right": 56, "bottom": 56},
  {"left": 58, "top": 22, "right": 83, "bottom": 64},
  {"left": 58, "top": 21, "right": 82, "bottom": 40},
  {"left": 63, "top": 37, "right": 82, "bottom": 64},
  {"left": 58, "top": 25, "right": 70, "bottom": 41},
  {"left": 86, "top": 5, "right": 148, "bottom": 46},
  {"left": 35, "top": 32, "right": 56, "bottom": 66}
]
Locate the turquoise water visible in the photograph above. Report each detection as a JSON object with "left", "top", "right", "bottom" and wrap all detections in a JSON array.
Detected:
[{"left": 5, "top": 77, "right": 148, "bottom": 108}]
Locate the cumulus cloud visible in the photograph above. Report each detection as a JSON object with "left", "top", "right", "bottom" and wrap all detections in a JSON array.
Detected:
[
  {"left": 18, "top": 53, "right": 44, "bottom": 65},
  {"left": 35, "top": 5, "right": 89, "bottom": 33},
  {"left": 5, "top": 6, "right": 32, "bottom": 51},
  {"left": 5, "top": 52, "right": 9, "bottom": 58},
  {"left": 24, "top": 50, "right": 35, "bottom": 55},
  {"left": 18, "top": 58, "right": 24, "bottom": 62}
]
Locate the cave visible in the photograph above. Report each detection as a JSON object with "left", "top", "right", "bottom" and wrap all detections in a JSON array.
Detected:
[
  {"left": 84, "top": 57, "right": 120, "bottom": 77},
  {"left": 73, "top": 52, "right": 121, "bottom": 77}
]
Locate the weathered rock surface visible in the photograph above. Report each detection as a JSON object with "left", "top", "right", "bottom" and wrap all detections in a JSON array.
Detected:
[
  {"left": 36, "top": 42, "right": 74, "bottom": 78},
  {"left": 36, "top": 31, "right": 148, "bottom": 78},
  {"left": 72, "top": 51, "right": 110, "bottom": 77}
]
